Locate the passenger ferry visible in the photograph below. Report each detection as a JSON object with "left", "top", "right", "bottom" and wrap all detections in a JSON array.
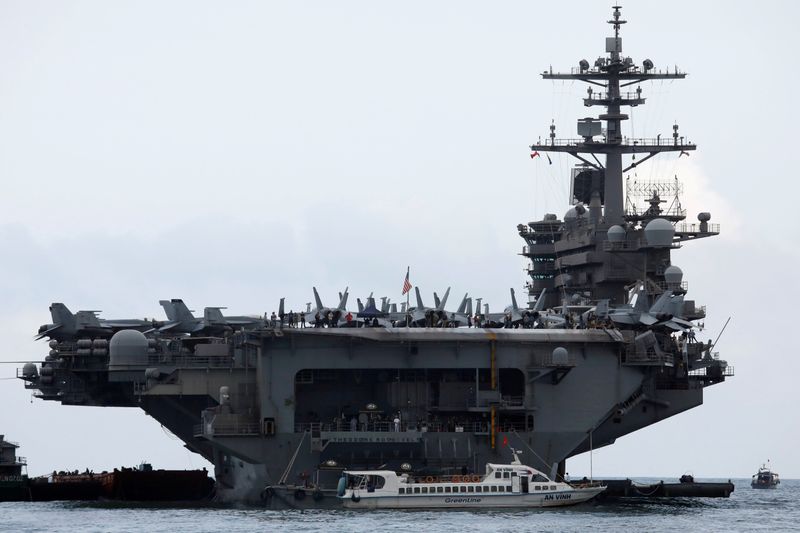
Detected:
[{"left": 337, "top": 450, "right": 605, "bottom": 509}]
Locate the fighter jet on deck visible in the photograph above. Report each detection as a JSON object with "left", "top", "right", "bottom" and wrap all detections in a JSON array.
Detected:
[{"left": 36, "top": 303, "right": 157, "bottom": 340}]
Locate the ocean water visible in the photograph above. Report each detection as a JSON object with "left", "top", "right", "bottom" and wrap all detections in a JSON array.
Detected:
[{"left": 2, "top": 479, "right": 797, "bottom": 533}]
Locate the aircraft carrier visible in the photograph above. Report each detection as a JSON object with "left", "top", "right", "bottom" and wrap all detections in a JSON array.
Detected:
[{"left": 17, "top": 6, "right": 732, "bottom": 505}]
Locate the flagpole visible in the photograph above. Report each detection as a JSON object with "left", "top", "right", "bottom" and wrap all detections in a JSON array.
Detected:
[{"left": 405, "top": 266, "right": 410, "bottom": 328}]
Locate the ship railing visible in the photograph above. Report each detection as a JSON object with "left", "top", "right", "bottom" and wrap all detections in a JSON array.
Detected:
[
  {"left": 622, "top": 350, "right": 675, "bottom": 366},
  {"left": 531, "top": 137, "right": 694, "bottom": 148},
  {"left": 584, "top": 91, "right": 645, "bottom": 101},
  {"left": 688, "top": 366, "right": 735, "bottom": 378},
  {"left": 194, "top": 421, "right": 261, "bottom": 437},
  {"left": 651, "top": 280, "right": 689, "bottom": 292},
  {"left": 146, "top": 354, "right": 233, "bottom": 368},
  {"left": 295, "top": 421, "right": 521, "bottom": 434},
  {"left": 675, "top": 223, "right": 721, "bottom": 235},
  {"left": 15, "top": 456, "right": 27, "bottom": 465},
  {"left": 602, "top": 240, "right": 642, "bottom": 252},
  {"left": 533, "top": 353, "right": 577, "bottom": 367}
]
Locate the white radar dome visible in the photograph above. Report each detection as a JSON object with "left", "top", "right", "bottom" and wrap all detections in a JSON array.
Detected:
[
  {"left": 109, "top": 329, "right": 149, "bottom": 368},
  {"left": 644, "top": 218, "right": 675, "bottom": 247},
  {"left": 664, "top": 265, "right": 684, "bottom": 287},
  {"left": 607, "top": 225, "right": 625, "bottom": 243}
]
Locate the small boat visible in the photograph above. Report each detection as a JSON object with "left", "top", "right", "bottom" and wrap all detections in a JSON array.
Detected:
[
  {"left": 751, "top": 462, "right": 780, "bottom": 489},
  {"left": 337, "top": 449, "right": 605, "bottom": 509}
]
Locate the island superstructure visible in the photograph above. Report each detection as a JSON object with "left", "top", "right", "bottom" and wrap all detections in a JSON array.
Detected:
[{"left": 17, "top": 6, "right": 731, "bottom": 505}]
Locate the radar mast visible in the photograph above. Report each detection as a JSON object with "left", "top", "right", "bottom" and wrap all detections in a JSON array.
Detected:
[{"left": 530, "top": 5, "right": 695, "bottom": 225}]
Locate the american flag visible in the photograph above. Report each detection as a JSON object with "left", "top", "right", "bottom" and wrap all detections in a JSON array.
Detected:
[{"left": 401, "top": 268, "right": 412, "bottom": 295}]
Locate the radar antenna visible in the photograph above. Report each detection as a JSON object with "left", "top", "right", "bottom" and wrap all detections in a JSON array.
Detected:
[{"left": 531, "top": 5, "right": 695, "bottom": 225}]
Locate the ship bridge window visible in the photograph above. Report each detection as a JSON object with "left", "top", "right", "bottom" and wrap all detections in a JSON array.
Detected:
[
  {"left": 460, "top": 486, "right": 467, "bottom": 493},
  {"left": 503, "top": 472, "right": 510, "bottom": 479},
  {"left": 445, "top": 486, "right": 452, "bottom": 493},
  {"left": 495, "top": 472, "right": 501, "bottom": 479}
]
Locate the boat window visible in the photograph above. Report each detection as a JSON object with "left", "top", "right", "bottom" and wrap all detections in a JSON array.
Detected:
[
  {"left": 532, "top": 474, "right": 548, "bottom": 482},
  {"left": 399, "top": 488, "right": 405, "bottom": 495},
  {"left": 460, "top": 486, "right": 467, "bottom": 493},
  {"left": 503, "top": 472, "right": 510, "bottom": 479},
  {"left": 489, "top": 486, "right": 496, "bottom": 492},
  {"left": 550, "top": 485, "right": 556, "bottom": 490},
  {"left": 414, "top": 487, "right": 420, "bottom": 494},
  {"left": 445, "top": 486, "right": 452, "bottom": 493},
  {"left": 495, "top": 472, "right": 501, "bottom": 479},
  {"left": 366, "top": 475, "right": 386, "bottom": 489},
  {"left": 468, "top": 486, "right": 474, "bottom": 493},
  {"left": 534, "top": 485, "right": 541, "bottom": 491},
  {"left": 422, "top": 487, "right": 429, "bottom": 494},
  {"left": 437, "top": 487, "right": 444, "bottom": 493},
  {"left": 476, "top": 486, "right": 482, "bottom": 493}
]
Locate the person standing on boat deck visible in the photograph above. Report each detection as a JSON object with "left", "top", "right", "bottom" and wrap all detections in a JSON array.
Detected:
[
  {"left": 394, "top": 414, "right": 401, "bottom": 432},
  {"left": 350, "top": 416, "right": 357, "bottom": 432}
]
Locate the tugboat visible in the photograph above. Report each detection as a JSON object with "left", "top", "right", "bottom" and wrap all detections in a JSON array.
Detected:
[
  {"left": 751, "top": 462, "right": 780, "bottom": 489},
  {"left": 337, "top": 449, "right": 605, "bottom": 509},
  {"left": 0, "top": 434, "right": 27, "bottom": 501}
]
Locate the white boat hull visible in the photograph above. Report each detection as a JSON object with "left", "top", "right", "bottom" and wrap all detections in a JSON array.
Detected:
[{"left": 341, "top": 487, "right": 604, "bottom": 509}]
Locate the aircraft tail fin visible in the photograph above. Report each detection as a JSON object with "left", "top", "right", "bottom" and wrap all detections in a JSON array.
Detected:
[
  {"left": 510, "top": 288, "right": 519, "bottom": 311},
  {"left": 390, "top": 303, "right": 398, "bottom": 313},
  {"left": 457, "top": 293, "right": 469, "bottom": 314},
  {"left": 532, "top": 289, "right": 547, "bottom": 312},
  {"left": 433, "top": 292, "right": 441, "bottom": 309},
  {"left": 357, "top": 298, "right": 364, "bottom": 313},
  {"left": 313, "top": 287, "right": 324, "bottom": 311},
  {"left": 159, "top": 300, "right": 177, "bottom": 321},
  {"left": 75, "top": 310, "right": 102, "bottom": 328},
  {"left": 415, "top": 287, "right": 424, "bottom": 309},
  {"left": 466, "top": 298, "right": 473, "bottom": 316},
  {"left": 49, "top": 303, "right": 76, "bottom": 330},
  {"left": 632, "top": 288, "right": 649, "bottom": 313},
  {"left": 170, "top": 299, "right": 196, "bottom": 322},
  {"left": 649, "top": 290, "right": 673, "bottom": 315},
  {"left": 337, "top": 287, "right": 349, "bottom": 310},
  {"left": 437, "top": 287, "right": 451, "bottom": 311},
  {"left": 204, "top": 307, "right": 226, "bottom": 323},
  {"left": 279, "top": 297, "right": 285, "bottom": 317}
]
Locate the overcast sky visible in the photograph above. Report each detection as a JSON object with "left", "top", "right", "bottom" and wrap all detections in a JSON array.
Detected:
[{"left": 0, "top": 1, "right": 797, "bottom": 479}]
